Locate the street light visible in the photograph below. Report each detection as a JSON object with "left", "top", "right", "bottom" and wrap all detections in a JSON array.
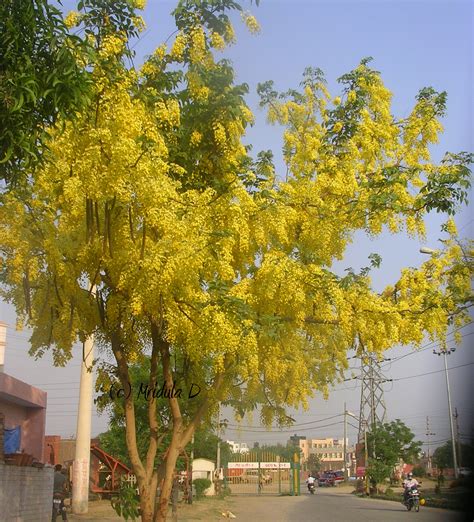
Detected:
[
  {"left": 419, "top": 246, "right": 440, "bottom": 256},
  {"left": 343, "top": 407, "right": 367, "bottom": 492},
  {"left": 420, "top": 247, "right": 459, "bottom": 479}
]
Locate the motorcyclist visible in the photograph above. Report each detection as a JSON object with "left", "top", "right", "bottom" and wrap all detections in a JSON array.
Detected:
[
  {"left": 306, "top": 474, "right": 316, "bottom": 492},
  {"left": 402, "top": 472, "right": 419, "bottom": 504},
  {"left": 53, "top": 464, "right": 68, "bottom": 521}
]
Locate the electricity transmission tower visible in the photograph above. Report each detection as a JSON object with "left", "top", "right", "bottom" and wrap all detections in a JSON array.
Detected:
[{"left": 357, "top": 352, "right": 388, "bottom": 442}]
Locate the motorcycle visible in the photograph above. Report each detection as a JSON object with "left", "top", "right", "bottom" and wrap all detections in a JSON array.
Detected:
[
  {"left": 307, "top": 482, "right": 316, "bottom": 495},
  {"left": 403, "top": 484, "right": 420, "bottom": 512},
  {"left": 52, "top": 492, "right": 68, "bottom": 522}
]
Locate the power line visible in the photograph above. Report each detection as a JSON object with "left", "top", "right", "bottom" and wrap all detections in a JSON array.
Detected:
[
  {"left": 458, "top": 218, "right": 474, "bottom": 234},
  {"left": 388, "top": 362, "right": 474, "bottom": 382},
  {"left": 381, "top": 325, "right": 473, "bottom": 368},
  {"left": 224, "top": 420, "right": 344, "bottom": 434},
  {"left": 226, "top": 413, "right": 343, "bottom": 431}
]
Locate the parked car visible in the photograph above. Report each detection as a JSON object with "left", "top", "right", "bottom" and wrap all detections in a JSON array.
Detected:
[
  {"left": 333, "top": 471, "right": 345, "bottom": 484},
  {"left": 318, "top": 472, "right": 336, "bottom": 487}
]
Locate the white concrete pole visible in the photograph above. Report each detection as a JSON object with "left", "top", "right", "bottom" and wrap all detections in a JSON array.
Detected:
[
  {"left": 343, "top": 403, "right": 347, "bottom": 479},
  {"left": 216, "top": 403, "right": 221, "bottom": 474},
  {"left": 72, "top": 332, "right": 95, "bottom": 514}
]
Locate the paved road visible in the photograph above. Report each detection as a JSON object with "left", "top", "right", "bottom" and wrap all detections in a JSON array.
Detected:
[{"left": 224, "top": 490, "right": 466, "bottom": 522}]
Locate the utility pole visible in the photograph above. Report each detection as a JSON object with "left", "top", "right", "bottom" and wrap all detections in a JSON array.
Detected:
[
  {"left": 443, "top": 351, "right": 459, "bottom": 478},
  {"left": 425, "top": 416, "right": 435, "bottom": 474},
  {"left": 454, "top": 408, "right": 462, "bottom": 468},
  {"left": 188, "top": 434, "right": 194, "bottom": 504},
  {"left": 72, "top": 332, "right": 95, "bottom": 514},
  {"left": 433, "top": 348, "right": 459, "bottom": 479},
  {"left": 215, "top": 403, "right": 221, "bottom": 494},
  {"left": 343, "top": 403, "right": 348, "bottom": 480},
  {"left": 364, "top": 424, "right": 369, "bottom": 496},
  {"left": 420, "top": 247, "right": 459, "bottom": 479},
  {"left": 216, "top": 403, "right": 221, "bottom": 472}
]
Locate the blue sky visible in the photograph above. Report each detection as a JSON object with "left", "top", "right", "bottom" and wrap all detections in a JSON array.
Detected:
[{"left": 2, "top": 0, "right": 472, "bottom": 450}]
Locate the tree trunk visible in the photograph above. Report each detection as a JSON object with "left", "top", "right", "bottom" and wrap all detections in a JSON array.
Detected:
[
  {"left": 154, "top": 442, "right": 181, "bottom": 522},
  {"left": 138, "top": 485, "right": 154, "bottom": 522}
]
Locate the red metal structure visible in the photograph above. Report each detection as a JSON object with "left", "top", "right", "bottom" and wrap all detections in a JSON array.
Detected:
[{"left": 89, "top": 444, "right": 133, "bottom": 498}]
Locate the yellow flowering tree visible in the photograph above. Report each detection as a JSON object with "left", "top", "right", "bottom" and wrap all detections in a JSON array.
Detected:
[{"left": 0, "top": 1, "right": 472, "bottom": 521}]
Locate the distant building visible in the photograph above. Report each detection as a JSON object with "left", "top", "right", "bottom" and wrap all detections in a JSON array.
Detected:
[
  {"left": 299, "top": 437, "right": 355, "bottom": 473},
  {"left": 226, "top": 440, "right": 249, "bottom": 454},
  {"left": 289, "top": 433, "right": 306, "bottom": 446}
]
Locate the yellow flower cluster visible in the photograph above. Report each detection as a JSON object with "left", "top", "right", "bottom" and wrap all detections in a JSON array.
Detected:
[
  {"left": 171, "top": 32, "right": 186, "bottom": 61},
  {"left": 445, "top": 217, "right": 457, "bottom": 236},
  {"left": 64, "top": 11, "right": 80, "bottom": 29},
  {"left": 210, "top": 31, "right": 226, "bottom": 51},
  {"left": 190, "top": 130, "right": 202, "bottom": 146},
  {"left": 347, "top": 90, "right": 356, "bottom": 103},
  {"left": 242, "top": 12, "right": 261, "bottom": 34},
  {"left": 153, "top": 44, "right": 167, "bottom": 60},
  {"left": 131, "top": 0, "right": 146, "bottom": 9},
  {"left": 140, "top": 61, "right": 157, "bottom": 76},
  {"left": 99, "top": 35, "right": 125, "bottom": 58},
  {"left": 240, "top": 105, "right": 255, "bottom": 125},
  {"left": 132, "top": 16, "right": 146, "bottom": 33},
  {"left": 189, "top": 27, "right": 208, "bottom": 64},
  {"left": 187, "top": 72, "right": 210, "bottom": 102},
  {"left": 154, "top": 99, "right": 180, "bottom": 128},
  {"left": 212, "top": 122, "right": 227, "bottom": 151},
  {"left": 224, "top": 22, "right": 236, "bottom": 44}
]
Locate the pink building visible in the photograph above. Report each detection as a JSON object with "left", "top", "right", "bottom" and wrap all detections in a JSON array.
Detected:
[{"left": 0, "top": 372, "right": 47, "bottom": 462}]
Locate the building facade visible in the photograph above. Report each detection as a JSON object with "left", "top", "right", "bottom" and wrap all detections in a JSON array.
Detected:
[
  {"left": 0, "top": 372, "right": 47, "bottom": 462},
  {"left": 226, "top": 440, "right": 249, "bottom": 454},
  {"left": 299, "top": 437, "right": 355, "bottom": 473}
]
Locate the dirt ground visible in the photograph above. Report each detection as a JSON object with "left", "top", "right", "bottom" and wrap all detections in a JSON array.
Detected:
[
  {"left": 66, "top": 485, "right": 381, "bottom": 521},
  {"left": 68, "top": 497, "right": 232, "bottom": 522},
  {"left": 66, "top": 480, "right": 460, "bottom": 522}
]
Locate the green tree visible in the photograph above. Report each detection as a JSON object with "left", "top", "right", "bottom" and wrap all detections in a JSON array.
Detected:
[
  {"left": 0, "top": 0, "right": 91, "bottom": 184},
  {"left": 192, "top": 429, "right": 232, "bottom": 464},
  {"left": 366, "top": 420, "right": 421, "bottom": 487},
  {"left": 432, "top": 441, "right": 474, "bottom": 472},
  {"left": 307, "top": 453, "right": 322, "bottom": 473}
]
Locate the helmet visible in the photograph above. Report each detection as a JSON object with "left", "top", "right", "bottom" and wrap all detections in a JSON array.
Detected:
[
  {"left": 408, "top": 473, "right": 413, "bottom": 478},
  {"left": 420, "top": 498, "right": 425, "bottom": 506}
]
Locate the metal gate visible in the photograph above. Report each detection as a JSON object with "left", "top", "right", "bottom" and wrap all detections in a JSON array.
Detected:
[{"left": 224, "top": 450, "right": 297, "bottom": 495}]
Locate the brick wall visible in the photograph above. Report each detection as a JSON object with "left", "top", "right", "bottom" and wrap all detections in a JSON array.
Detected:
[{"left": 0, "top": 462, "right": 53, "bottom": 522}]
